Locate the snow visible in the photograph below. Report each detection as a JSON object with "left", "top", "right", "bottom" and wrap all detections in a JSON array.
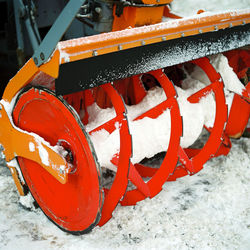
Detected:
[
  {"left": 0, "top": 138, "right": 249, "bottom": 249},
  {"left": 0, "top": 96, "right": 68, "bottom": 170},
  {"left": 171, "top": 0, "right": 250, "bottom": 17},
  {"left": 0, "top": 0, "right": 250, "bottom": 249},
  {"left": 87, "top": 54, "right": 245, "bottom": 169},
  {"left": 29, "top": 142, "right": 35, "bottom": 152},
  {"left": 35, "top": 139, "right": 50, "bottom": 166},
  {"left": 210, "top": 54, "right": 245, "bottom": 95},
  {"left": 58, "top": 8, "right": 250, "bottom": 51},
  {"left": 6, "top": 158, "right": 25, "bottom": 184}
]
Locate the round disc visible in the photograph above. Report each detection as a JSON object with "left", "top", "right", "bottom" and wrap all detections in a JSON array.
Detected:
[{"left": 12, "top": 87, "right": 103, "bottom": 234}]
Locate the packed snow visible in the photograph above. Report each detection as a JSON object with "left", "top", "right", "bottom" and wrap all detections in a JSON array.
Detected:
[
  {"left": 0, "top": 138, "right": 250, "bottom": 249},
  {"left": 171, "top": 0, "right": 250, "bottom": 16},
  {"left": 0, "top": 0, "right": 250, "bottom": 249},
  {"left": 87, "top": 54, "right": 245, "bottom": 169}
]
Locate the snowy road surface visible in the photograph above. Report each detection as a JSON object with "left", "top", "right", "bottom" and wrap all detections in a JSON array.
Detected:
[{"left": 0, "top": 138, "right": 250, "bottom": 249}]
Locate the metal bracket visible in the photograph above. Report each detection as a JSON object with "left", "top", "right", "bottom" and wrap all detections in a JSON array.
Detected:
[{"left": 32, "top": 0, "right": 86, "bottom": 67}]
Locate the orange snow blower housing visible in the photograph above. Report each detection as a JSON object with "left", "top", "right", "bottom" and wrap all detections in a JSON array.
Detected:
[{"left": 0, "top": 0, "right": 249, "bottom": 234}]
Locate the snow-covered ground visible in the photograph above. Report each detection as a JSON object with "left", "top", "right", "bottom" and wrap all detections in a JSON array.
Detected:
[
  {"left": 171, "top": 0, "right": 250, "bottom": 16},
  {"left": 0, "top": 138, "right": 250, "bottom": 249},
  {"left": 0, "top": 0, "right": 250, "bottom": 249}
]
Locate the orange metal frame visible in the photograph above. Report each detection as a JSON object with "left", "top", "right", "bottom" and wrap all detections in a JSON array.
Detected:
[
  {"left": 1, "top": 8, "right": 250, "bottom": 200},
  {"left": 3, "top": 10, "right": 250, "bottom": 102}
]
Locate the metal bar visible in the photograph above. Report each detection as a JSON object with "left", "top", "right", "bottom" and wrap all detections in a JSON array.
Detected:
[
  {"left": 55, "top": 23, "right": 250, "bottom": 95},
  {"left": 23, "top": 11, "right": 41, "bottom": 51},
  {"left": 13, "top": 0, "right": 25, "bottom": 53},
  {"left": 32, "top": 0, "right": 86, "bottom": 66}
]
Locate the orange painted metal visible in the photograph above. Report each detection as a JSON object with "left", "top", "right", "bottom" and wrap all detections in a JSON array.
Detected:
[
  {"left": 3, "top": 10, "right": 249, "bottom": 104},
  {"left": 0, "top": 5, "right": 249, "bottom": 233},
  {"left": 96, "top": 83, "right": 132, "bottom": 226},
  {"left": 0, "top": 102, "right": 69, "bottom": 184},
  {"left": 225, "top": 82, "right": 250, "bottom": 138},
  {"left": 7, "top": 165, "right": 25, "bottom": 196},
  {"left": 163, "top": 5, "right": 182, "bottom": 19},
  {"left": 168, "top": 57, "right": 228, "bottom": 181},
  {"left": 141, "top": 0, "right": 172, "bottom": 5},
  {"left": 112, "top": 6, "right": 165, "bottom": 31},
  {"left": 57, "top": 9, "right": 250, "bottom": 64},
  {"left": 2, "top": 58, "right": 39, "bottom": 102},
  {"left": 13, "top": 87, "right": 103, "bottom": 233},
  {"left": 120, "top": 70, "right": 182, "bottom": 206},
  {"left": 224, "top": 49, "right": 250, "bottom": 138}
]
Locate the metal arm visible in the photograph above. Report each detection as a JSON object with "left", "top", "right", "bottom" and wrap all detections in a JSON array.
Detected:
[{"left": 32, "top": 0, "right": 86, "bottom": 67}]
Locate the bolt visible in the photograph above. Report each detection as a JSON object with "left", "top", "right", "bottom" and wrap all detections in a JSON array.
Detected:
[
  {"left": 40, "top": 52, "right": 45, "bottom": 60},
  {"left": 118, "top": 45, "right": 122, "bottom": 50},
  {"left": 162, "top": 36, "right": 166, "bottom": 41},
  {"left": 95, "top": 7, "right": 102, "bottom": 14},
  {"left": 214, "top": 25, "right": 218, "bottom": 31},
  {"left": 34, "top": 57, "right": 38, "bottom": 65},
  {"left": 181, "top": 33, "right": 185, "bottom": 37},
  {"left": 59, "top": 168, "right": 65, "bottom": 175},
  {"left": 199, "top": 29, "right": 202, "bottom": 34},
  {"left": 141, "top": 41, "right": 146, "bottom": 46},
  {"left": 93, "top": 50, "right": 98, "bottom": 56},
  {"left": 19, "top": 7, "right": 26, "bottom": 18},
  {"left": 242, "top": 20, "right": 246, "bottom": 25},
  {"left": 229, "top": 23, "right": 233, "bottom": 28}
]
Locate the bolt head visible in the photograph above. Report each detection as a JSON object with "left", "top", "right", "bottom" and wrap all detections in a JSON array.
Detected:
[
  {"left": 40, "top": 53, "right": 45, "bottom": 60},
  {"left": 34, "top": 57, "right": 38, "bottom": 65}
]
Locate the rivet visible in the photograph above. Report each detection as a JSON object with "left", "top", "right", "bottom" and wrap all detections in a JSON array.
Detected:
[
  {"left": 229, "top": 23, "right": 233, "bottom": 28},
  {"left": 40, "top": 52, "right": 45, "bottom": 60},
  {"left": 214, "top": 25, "right": 218, "bottom": 31},
  {"left": 60, "top": 168, "right": 65, "bottom": 174},
  {"left": 141, "top": 41, "right": 146, "bottom": 46},
  {"left": 181, "top": 33, "right": 185, "bottom": 37},
  {"left": 199, "top": 29, "right": 202, "bottom": 34},
  {"left": 93, "top": 50, "right": 98, "bottom": 56},
  {"left": 34, "top": 57, "right": 38, "bottom": 65},
  {"left": 162, "top": 36, "right": 166, "bottom": 41},
  {"left": 242, "top": 20, "right": 246, "bottom": 25},
  {"left": 118, "top": 45, "right": 122, "bottom": 50}
]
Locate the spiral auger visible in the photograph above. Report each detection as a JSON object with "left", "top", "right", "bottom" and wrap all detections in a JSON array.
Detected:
[
  {"left": 168, "top": 57, "right": 228, "bottom": 180},
  {"left": 0, "top": 0, "right": 249, "bottom": 234}
]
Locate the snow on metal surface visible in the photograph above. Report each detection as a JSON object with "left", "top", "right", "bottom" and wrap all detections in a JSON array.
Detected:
[
  {"left": 29, "top": 142, "right": 35, "bottom": 152},
  {"left": 0, "top": 0, "right": 249, "bottom": 248},
  {"left": 0, "top": 96, "right": 67, "bottom": 173},
  {"left": 87, "top": 54, "right": 244, "bottom": 169},
  {"left": 58, "top": 8, "right": 250, "bottom": 51}
]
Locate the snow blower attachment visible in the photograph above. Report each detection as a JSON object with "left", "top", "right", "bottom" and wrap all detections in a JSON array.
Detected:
[{"left": 0, "top": 0, "right": 250, "bottom": 234}]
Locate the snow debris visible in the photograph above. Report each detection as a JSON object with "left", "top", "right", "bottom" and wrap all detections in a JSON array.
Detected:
[
  {"left": 87, "top": 53, "right": 243, "bottom": 169},
  {"left": 209, "top": 53, "right": 245, "bottom": 95},
  {"left": 54, "top": 145, "right": 68, "bottom": 158},
  {"left": 6, "top": 158, "right": 25, "bottom": 184},
  {"left": 35, "top": 139, "right": 50, "bottom": 166},
  {"left": 1, "top": 95, "right": 67, "bottom": 171},
  {"left": 57, "top": 43, "right": 70, "bottom": 63},
  {"left": 19, "top": 193, "right": 36, "bottom": 211},
  {"left": 59, "top": 165, "right": 66, "bottom": 174},
  {"left": 0, "top": 137, "right": 249, "bottom": 249},
  {"left": 0, "top": 1, "right": 249, "bottom": 248},
  {"left": 29, "top": 142, "right": 35, "bottom": 152}
]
